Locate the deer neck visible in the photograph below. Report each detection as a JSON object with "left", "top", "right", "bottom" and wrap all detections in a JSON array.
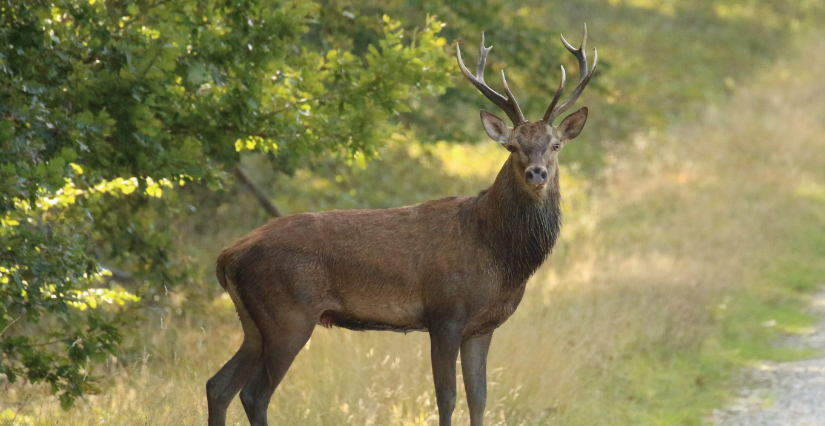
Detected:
[{"left": 468, "top": 156, "right": 562, "bottom": 286}]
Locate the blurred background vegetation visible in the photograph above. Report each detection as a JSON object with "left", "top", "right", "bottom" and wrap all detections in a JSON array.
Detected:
[{"left": 2, "top": 0, "right": 825, "bottom": 424}]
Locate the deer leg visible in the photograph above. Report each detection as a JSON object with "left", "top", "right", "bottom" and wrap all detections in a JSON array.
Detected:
[
  {"left": 239, "top": 360, "right": 264, "bottom": 419},
  {"left": 461, "top": 333, "right": 493, "bottom": 426},
  {"left": 239, "top": 315, "right": 314, "bottom": 426},
  {"left": 206, "top": 310, "right": 262, "bottom": 426},
  {"left": 429, "top": 323, "right": 463, "bottom": 426}
]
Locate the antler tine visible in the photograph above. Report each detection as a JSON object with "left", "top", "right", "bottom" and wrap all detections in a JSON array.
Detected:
[
  {"left": 476, "top": 32, "right": 493, "bottom": 83},
  {"left": 500, "top": 70, "right": 525, "bottom": 123},
  {"left": 561, "top": 23, "right": 588, "bottom": 82},
  {"left": 456, "top": 33, "right": 526, "bottom": 126},
  {"left": 544, "top": 23, "right": 598, "bottom": 125},
  {"left": 542, "top": 65, "right": 566, "bottom": 122}
]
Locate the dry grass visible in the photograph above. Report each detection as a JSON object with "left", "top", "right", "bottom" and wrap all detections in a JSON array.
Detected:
[{"left": 4, "top": 31, "right": 825, "bottom": 426}]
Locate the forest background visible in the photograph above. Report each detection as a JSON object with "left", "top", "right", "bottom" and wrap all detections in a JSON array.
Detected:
[{"left": 2, "top": 0, "right": 825, "bottom": 424}]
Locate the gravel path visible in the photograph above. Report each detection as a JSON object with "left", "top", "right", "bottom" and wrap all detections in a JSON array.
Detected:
[{"left": 713, "top": 292, "right": 825, "bottom": 426}]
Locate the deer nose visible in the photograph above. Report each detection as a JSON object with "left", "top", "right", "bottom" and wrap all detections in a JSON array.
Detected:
[{"left": 525, "top": 166, "right": 548, "bottom": 185}]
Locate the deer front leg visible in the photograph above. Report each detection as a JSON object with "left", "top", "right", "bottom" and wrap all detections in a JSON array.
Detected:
[
  {"left": 461, "top": 333, "right": 493, "bottom": 426},
  {"left": 429, "top": 323, "right": 462, "bottom": 426}
]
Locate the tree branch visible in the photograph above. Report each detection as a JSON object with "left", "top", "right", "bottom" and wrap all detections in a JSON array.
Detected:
[
  {"left": 233, "top": 166, "right": 282, "bottom": 218},
  {"left": 0, "top": 316, "right": 21, "bottom": 337}
]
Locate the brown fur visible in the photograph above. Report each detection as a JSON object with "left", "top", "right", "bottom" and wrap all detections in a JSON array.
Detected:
[
  {"left": 206, "top": 112, "right": 588, "bottom": 426},
  {"left": 218, "top": 148, "right": 561, "bottom": 339},
  {"left": 205, "top": 112, "right": 589, "bottom": 426}
]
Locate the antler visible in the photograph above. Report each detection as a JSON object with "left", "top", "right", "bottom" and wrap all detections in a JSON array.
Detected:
[
  {"left": 456, "top": 32, "right": 526, "bottom": 126},
  {"left": 543, "top": 23, "right": 598, "bottom": 125}
]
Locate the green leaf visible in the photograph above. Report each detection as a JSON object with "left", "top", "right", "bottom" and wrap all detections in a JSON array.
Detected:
[{"left": 60, "top": 148, "right": 77, "bottom": 162}]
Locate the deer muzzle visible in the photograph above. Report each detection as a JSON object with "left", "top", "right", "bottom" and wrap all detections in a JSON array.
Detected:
[{"left": 525, "top": 166, "right": 549, "bottom": 186}]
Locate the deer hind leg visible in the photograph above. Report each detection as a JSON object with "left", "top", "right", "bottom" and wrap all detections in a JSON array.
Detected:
[
  {"left": 206, "top": 289, "right": 262, "bottom": 426},
  {"left": 239, "top": 360, "right": 263, "bottom": 414},
  {"left": 238, "top": 310, "right": 315, "bottom": 426}
]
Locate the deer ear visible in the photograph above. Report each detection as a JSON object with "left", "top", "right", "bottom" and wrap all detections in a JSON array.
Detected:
[
  {"left": 480, "top": 110, "right": 511, "bottom": 144},
  {"left": 557, "top": 107, "right": 588, "bottom": 141}
]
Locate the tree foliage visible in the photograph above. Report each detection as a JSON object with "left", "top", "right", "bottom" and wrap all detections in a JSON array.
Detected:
[{"left": 0, "top": 0, "right": 451, "bottom": 407}]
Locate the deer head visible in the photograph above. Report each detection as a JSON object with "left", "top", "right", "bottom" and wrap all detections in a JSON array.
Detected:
[{"left": 456, "top": 25, "right": 597, "bottom": 197}]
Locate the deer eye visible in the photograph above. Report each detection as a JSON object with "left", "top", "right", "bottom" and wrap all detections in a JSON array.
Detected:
[
  {"left": 505, "top": 145, "right": 517, "bottom": 153},
  {"left": 552, "top": 143, "right": 561, "bottom": 151}
]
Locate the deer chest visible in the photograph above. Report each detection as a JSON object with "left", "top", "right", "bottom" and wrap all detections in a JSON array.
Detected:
[{"left": 466, "top": 283, "right": 527, "bottom": 337}]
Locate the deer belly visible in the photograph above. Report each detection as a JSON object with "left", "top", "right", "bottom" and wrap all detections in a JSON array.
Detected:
[{"left": 317, "top": 303, "right": 427, "bottom": 333}]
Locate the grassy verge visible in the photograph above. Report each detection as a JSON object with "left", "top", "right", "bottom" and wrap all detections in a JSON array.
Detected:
[{"left": 541, "top": 31, "right": 825, "bottom": 424}]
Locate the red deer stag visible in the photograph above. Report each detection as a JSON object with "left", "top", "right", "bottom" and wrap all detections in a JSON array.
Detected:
[{"left": 207, "top": 24, "right": 597, "bottom": 426}]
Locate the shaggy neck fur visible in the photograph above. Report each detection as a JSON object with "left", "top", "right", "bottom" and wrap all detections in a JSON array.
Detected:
[{"left": 462, "top": 156, "right": 562, "bottom": 287}]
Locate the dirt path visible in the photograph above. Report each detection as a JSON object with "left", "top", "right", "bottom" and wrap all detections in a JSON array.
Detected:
[{"left": 713, "top": 292, "right": 825, "bottom": 426}]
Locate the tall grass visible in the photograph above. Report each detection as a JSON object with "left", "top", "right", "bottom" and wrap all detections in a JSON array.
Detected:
[{"left": 4, "top": 29, "right": 825, "bottom": 426}]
